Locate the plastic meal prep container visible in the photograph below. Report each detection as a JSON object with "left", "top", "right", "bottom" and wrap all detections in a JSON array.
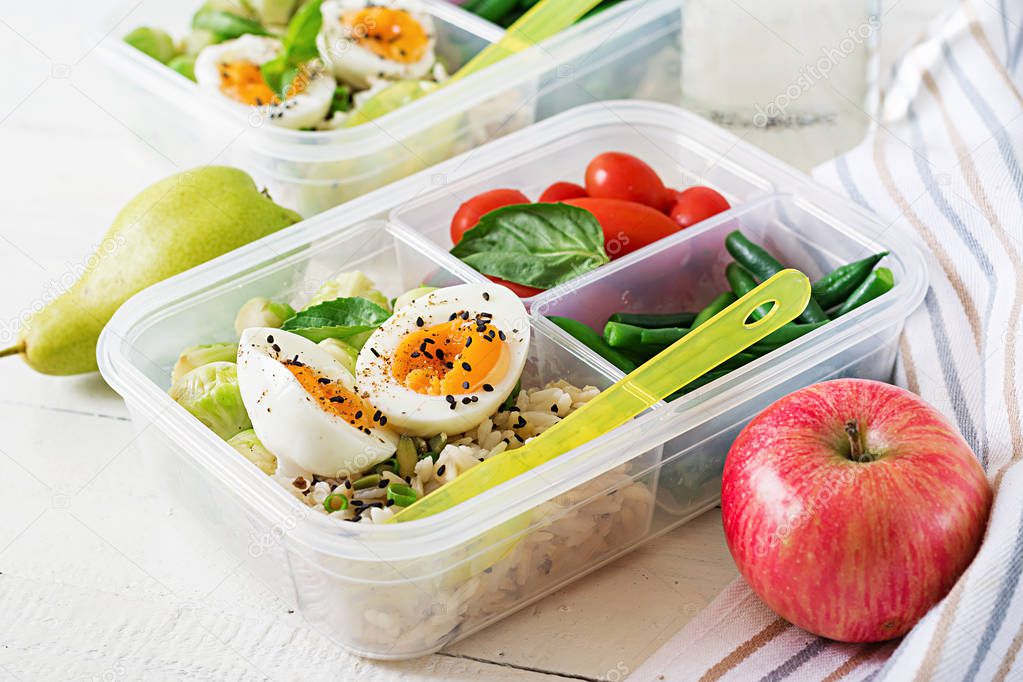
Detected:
[
  {"left": 98, "top": 101, "right": 926, "bottom": 659},
  {"left": 95, "top": 0, "right": 688, "bottom": 217}
]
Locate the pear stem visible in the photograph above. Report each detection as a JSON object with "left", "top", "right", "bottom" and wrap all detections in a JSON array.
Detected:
[
  {"left": 845, "top": 420, "right": 874, "bottom": 463},
  {"left": 0, "top": 342, "right": 25, "bottom": 359}
]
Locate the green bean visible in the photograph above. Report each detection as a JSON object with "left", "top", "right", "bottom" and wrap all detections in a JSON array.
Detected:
[
  {"left": 603, "top": 321, "right": 646, "bottom": 350},
  {"left": 812, "top": 253, "right": 888, "bottom": 309},
  {"left": 640, "top": 327, "right": 689, "bottom": 347},
  {"left": 725, "top": 263, "right": 772, "bottom": 320},
  {"left": 833, "top": 268, "right": 895, "bottom": 317},
  {"left": 607, "top": 311, "right": 697, "bottom": 329},
  {"left": 548, "top": 316, "right": 638, "bottom": 373},
  {"left": 725, "top": 231, "right": 828, "bottom": 324},
  {"left": 692, "top": 292, "right": 737, "bottom": 328},
  {"left": 746, "top": 320, "right": 829, "bottom": 354}
]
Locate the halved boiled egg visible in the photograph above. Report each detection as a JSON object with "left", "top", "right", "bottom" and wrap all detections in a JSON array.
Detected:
[
  {"left": 317, "top": 0, "right": 437, "bottom": 89},
  {"left": 237, "top": 328, "right": 398, "bottom": 477},
  {"left": 356, "top": 284, "right": 530, "bottom": 436},
  {"left": 194, "top": 35, "right": 337, "bottom": 129}
]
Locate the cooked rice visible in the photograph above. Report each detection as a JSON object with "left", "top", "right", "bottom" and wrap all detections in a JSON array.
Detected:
[{"left": 273, "top": 380, "right": 600, "bottom": 523}]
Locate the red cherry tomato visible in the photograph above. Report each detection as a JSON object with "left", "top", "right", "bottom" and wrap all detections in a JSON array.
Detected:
[
  {"left": 564, "top": 198, "right": 681, "bottom": 259},
  {"left": 539, "top": 182, "right": 588, "bottom": 202},
  {"left": 485, "top": 275, "right": 544, "bottom": 298},
  {"left": 450, "top": 188, "right": 530, "bottom": 244},
  {"left": 584, "top": 152, "right": 673, "bottom": 213},
  {"left": 669, "top": 186, "right": 731, "bottom": 228}
]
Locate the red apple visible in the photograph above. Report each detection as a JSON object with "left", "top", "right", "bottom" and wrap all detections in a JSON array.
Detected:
[{"left": 721, "top": 378, "right": 991, "bottom": 642}]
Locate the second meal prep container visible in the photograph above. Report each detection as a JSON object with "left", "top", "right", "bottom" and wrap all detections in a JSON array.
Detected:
[
  {"left": 98, "top": 102, "right": 927, "bottom": 659},
  {"left": 97, "top": 0, "right": 688, "bottom": 217}
]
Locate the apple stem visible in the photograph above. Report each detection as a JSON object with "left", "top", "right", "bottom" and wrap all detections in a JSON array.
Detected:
[
  {"left": 845, "top": 420, "right": 873, "bottom": 463},
  {"left": 0, "top": 343, "right": 25, "bottom": 360}
]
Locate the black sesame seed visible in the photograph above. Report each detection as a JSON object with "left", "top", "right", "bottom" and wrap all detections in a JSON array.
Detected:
[
  {"left": 445, "top": 395, "right": 455, "bottom": 403},
  {"left": 448, "top": 312, "right": 457, "bottom": 321},
  {"left": 461, "top": 397, "right": 471, "bottom": 404},
  {"left": 470, "top": 396, "right": 479, "bottom": 402},
  {"left": 386, "top": 498, "right": 395, "bottom": 506},
  {"left": 515, "top": 434, "right": 525, "bottom": 443},
  {"left": 498, "top": 330, "right": 507, "bottom": 341},
  {"left": 445, "top": 362, "right": 454, "bottom": 369},
  {"left": 370, "top": 347, "right": 380, "bottom": 358},
  {"left": 461, "top": 311, "right": 470, "bottom": 320},
  {"left": 350, "top": 499, "right": 365, "bottom": 506},
  {"left": 379, "top": 416, "right": 387, "bottom": 425},
  {"left": 355, "top": 410, "right": 363, "bottom": 419},
  {"left": 329, "top": 396, "right": 345, "bottom": 403},
  {"left": 416, "top": 316, "right": 424, "bottom": 327},
  {"left": 462, "top": 381, "right": 470, "bottom": 389},
  {"left": 272, "top": 344, "right": 281, "bottom": 353},
  {"left": 436, "top": 465, "right": 447, "bottom": 476},
  {"left": 411, "top": 351, "right": 421, "bottom": 358},
  {"left": 551, "top": 404, "right": 559, "bottom": 413},
  {"left": 482, "top": 292, "right": 490, "bottom": 301},
  {"left": 482, "top": 384, "right": 494, "bottom": 392},
  {"left": 516, "top": 416, "right": 527, "bottom": 428},
  {"left": 423, "top": 337, "right": 435, "bottom": 345},
  {"left": 373, "top": 410, "right": 381, "bottom": 422},
  {"left": 378, "top": 479, "right": 388, "bottom": 488},
  {"left": 435, "top": 349, "right": 445, "bottom": 360},
  {"left": 266, "top": 335, "right": 275, "bottom": 343},
  {"left": 465, "top": 336, "right": 473, "bottom": 347},
  {"left": 422, "top": 350, "right": 433, "bottom": 359},
  {"left": 461, "top": 362, "right": 472, "bottom": 371},
  {"left": 449, "top": 402, "right": 456, "bottom": 410},
  {"left": 318, "top": 377, "right": 331, "bottom": 384},
  {"left": 345, "top": 480, "right": 352, "bottom": 489}
]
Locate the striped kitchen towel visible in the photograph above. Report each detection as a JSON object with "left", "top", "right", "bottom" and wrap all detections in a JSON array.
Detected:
[{"left": 632, "top": 0, "right": 1023, "bottom": 680}]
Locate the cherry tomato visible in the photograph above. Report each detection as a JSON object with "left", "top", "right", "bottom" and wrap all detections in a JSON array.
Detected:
[
  {"left": 564, "top": 198, "right": 681, "bottom": 259},
  {"left": 584, "top": 152, "right": 673, "bottom": 213},
  {"left": 539, "top": 182, "right": 588, "bottom": 203},
  {"left": 669, "top": 186, "right": 731, "bottom": 228},
  {"left": 486, "top": 275, "right": 544, "bottom": 298},
  {"left": 450, "top": 188, "right": 530, "bottom": 244}
]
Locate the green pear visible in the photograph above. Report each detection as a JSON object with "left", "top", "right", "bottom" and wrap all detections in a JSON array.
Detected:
[{"left": 2, "top": 166, "right": 301, "bottom": 376}]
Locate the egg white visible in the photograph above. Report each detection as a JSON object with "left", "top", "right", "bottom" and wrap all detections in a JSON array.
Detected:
[
  {"left": 237, "top": 328, "right": 398, "bottom": 477},
  {"left": 317, "top": 0, "right": 437, "bottom": 90},
  {"left": 194, "top": 35, "right": 337, "bottom": 130},
  {"left": 356, "top": 284, "right": 530, "bottom": 437}
]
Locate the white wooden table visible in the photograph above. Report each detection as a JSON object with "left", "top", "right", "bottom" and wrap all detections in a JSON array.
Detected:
[{"left": 0, "top": 2, "right": 938, "bottom": 679}]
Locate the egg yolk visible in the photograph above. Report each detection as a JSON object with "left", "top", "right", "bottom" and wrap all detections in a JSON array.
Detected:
[
  {"left": 391, "top": 316, "right": 509, "bottom": 396},
  {"left": 342, "top": 7, "right": 429, "bottom": 64},
  {"left": 285, "top": 362, "right": 379, "bottom": 433},
  {"left": 217, "top": 61, "right": 309, "bottom": 106}
]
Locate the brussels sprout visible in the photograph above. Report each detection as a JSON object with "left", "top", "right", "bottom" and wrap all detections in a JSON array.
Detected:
[
  {"left": 171, "top": 342, "right": 238, "bottom": 384},
  {"left": 318, "top": 338, "right": 358, "bottom": 374},
  {"left": 227, "top": 429, "right": 277, "bottom": 475},
  {"left": 254, "top": 0, "right": 299, "bottom": 26},
  {"left": 393, "top": 286, "right": 437, "bottom": 311},
  {"left": 124, "top": 27, "right": 178, "bottom": 64},
  {"left": 168, "top": 54, "right": 197, "bottom": 81},
  {"left": 180, "top": 28, "right": 217, "bottom": 57},
  {"left": 207, "top": 0, "right": 259, "bottom": 20},
  {"left": 234, "top": 297, "right": 296, "bottom": 335},
  {"left": 306, "top": 271, "right": 390, "bottom": 312},
  {"left": 169, "top": 361, "right": 251, "bottom": 440}
]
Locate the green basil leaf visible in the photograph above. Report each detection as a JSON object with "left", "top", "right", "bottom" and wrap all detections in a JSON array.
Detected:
[
  {"left": 282, "top": 0, "right": 324, "bottom": 63},
  {"left": 192, "top": 7, "right": 269, "bottom": 41},
  {"left": 259, "top": 54, "right": 289, "bottom": 96},
  {"left": 450, "top": 203, "right": 610, "bottom": 289},
  {"left": 281, "top": 297, "right": 390, "bottom": 343}
]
